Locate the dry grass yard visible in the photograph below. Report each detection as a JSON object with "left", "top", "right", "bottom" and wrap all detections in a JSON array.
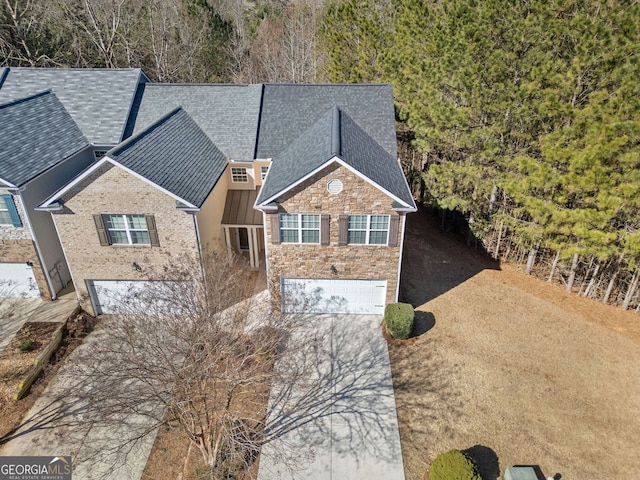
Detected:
[{"left": 394, "top": 208, "right": 640, "bottom": 480}]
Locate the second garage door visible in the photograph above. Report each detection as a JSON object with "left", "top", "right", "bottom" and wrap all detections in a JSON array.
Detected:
[
  {"left": 281, "top": 278, "right": 387, "bottom": 315},
  {"left": 87, "top": 280, "right": 152, "bottom": 315},
  {"left": 0, "top": 262, "right": 40, "bottom": 297}
]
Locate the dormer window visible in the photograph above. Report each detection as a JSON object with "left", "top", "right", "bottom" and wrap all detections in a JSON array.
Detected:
[
  {"left": 261, "top": 166, "right": 270, "bottom": 181},
  {"left": 231, "top": 167, "right": 248, "bottom": 183}
]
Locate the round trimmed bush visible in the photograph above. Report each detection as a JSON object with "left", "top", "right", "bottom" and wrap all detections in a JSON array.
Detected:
[
  {"left": 384, "top": 302, "right": 415, "bottom": 339},
  {"left": 428, "top": 449, "right": 481, "bottom": 480}
]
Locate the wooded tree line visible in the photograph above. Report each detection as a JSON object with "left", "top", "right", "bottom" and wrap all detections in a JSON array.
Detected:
[
  {"left": 0, "top": 0, "right": 326, "bottom": 82},
  {"left": 3, "top": 0, "right": 640, "bottom": 311},
  {"left": 324, "top": 0, "right": 640, "bottom": 311}
]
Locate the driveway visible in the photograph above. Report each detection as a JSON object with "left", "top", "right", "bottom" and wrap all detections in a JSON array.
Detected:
[
  {"left": 258, "top": 314, "right": 404, "bottom": 480},
  {"left": 0, "top": 326, "right": 157, "bottom": 480}
]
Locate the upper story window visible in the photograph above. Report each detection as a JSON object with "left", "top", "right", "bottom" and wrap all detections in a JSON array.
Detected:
[
  {"left": 260, "top": 165, "right": 270, "bottom": 181},
  {"left": 231, "top": 167, "right": 248, "bottom": 183},
  {"left": 0, "top": 194, "right": 22, "bottom": 227},
  {"left": 94, "top": 214, "right": 159, "bottom": 246},
  {"left": 105, "top": 214, "right": 149, "bottom": 244},
  {"left": 347, "top": 215, "right": 389, "bottom": 245},
  {"left": 280, "top": 213, "right": 320, "bottom": 244}
]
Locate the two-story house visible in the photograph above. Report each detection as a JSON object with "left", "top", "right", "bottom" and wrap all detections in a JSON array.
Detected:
[
  {"left": 27, "top": 70, "right": 415, "bottom": 316},
  {"left": 0, "top": 67, "right": 148, "bottom": 299}
]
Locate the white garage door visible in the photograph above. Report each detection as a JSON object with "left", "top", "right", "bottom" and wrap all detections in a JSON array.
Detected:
[
  {"left": 87, "top": 280, "right": 152, "bottom": 314},
  {"left": 281, "top": 278, "right": 387, "bottom": 315},
  {"left": 0, "top": 263, "right": 40, "bottom": 297}
]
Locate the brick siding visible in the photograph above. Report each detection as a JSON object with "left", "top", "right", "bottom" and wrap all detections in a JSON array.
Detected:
[{"left": 53, "top": 163, "right": 199, "bottom": 314}]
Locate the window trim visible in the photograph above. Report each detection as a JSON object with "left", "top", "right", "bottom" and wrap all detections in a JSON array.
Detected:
[
  {"left": 104, "top": 214, "right": 151, "bottom": 245},
  {"left": 260, "top": 165, "right": 270, "bottom": 181},
  {"left": 279, "top": 213, "right": 321, "bottom": 245},
  {"left": 0, "top": 194, "right": 22, "bottom": 227},
  {"left": 347, "top": 214, "right": 390, "bottom": 245},
  {"left": 0, "top": 197, "right": 12, "bottom": 225},
  {"left": 231, "top": 167, "right": 249, "bottom": 183}
]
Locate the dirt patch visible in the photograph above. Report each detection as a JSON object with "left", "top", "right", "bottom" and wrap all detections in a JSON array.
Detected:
[
  {"left": 0, "top": 313, "right": 96, "bottom": 443},
  {"left": 394, "top": 207, "right": 640, "bottom": 480}
]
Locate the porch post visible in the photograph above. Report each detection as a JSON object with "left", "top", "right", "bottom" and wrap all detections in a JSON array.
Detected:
[
  {"left": 252, "top": 226, "right": 261, "bottom": 268},
  {"left": 248, "top": 227, "right": 256, "bottom": 268},
  {"left": 224, "top": 227, "right": 232, "bottom": 259}
]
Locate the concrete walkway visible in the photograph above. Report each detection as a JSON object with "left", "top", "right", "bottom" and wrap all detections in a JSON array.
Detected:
[{"left": 258, "top": 315, "right": 405, "bottom": 480}]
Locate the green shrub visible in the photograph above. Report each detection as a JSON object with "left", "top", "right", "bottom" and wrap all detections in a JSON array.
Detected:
[
  {"left": 384, "top": 303, "right": 414, "bottom": 339},
  {"left": 19, "top": 339, "right": 34, "bottom": 352},
  {"left": 429, "top": 449, "right": 481, "bottom": 480}
]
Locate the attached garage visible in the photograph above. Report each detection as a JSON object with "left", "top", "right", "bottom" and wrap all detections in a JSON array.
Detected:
[
  {"left": 0, "top": 262, "right": 40, "bottom": 297},
  {"left": 281, "top": 278, "right": 387, "bottom": 315},
  {"left": 87, "top": 280, "right": 152, "bottom": 315}
]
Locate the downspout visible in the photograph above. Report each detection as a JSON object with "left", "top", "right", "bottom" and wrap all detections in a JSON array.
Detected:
[
  {"left": 395, "top": 213, "right": 407, "bottom": 303},
  {"left": 18, "top": 191, "right": 57, "bottom": 300},
  {"left": 261, "top": 210, "right": 272, "bottom": 314}
]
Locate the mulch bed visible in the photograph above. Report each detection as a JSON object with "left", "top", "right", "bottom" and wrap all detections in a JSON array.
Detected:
[{"left": 0, "top": 313, "right": 96, "bottom": 443}]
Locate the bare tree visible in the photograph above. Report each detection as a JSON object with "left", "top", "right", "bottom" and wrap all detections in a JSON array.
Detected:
[
  {"left": 66, "top": 252, "right": 292, "bottom": 477},
  {"left": 239, "top": 0, "right": 327, "bottom": 83}
]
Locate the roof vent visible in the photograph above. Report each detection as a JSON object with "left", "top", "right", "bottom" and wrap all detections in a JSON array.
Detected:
[{"left": 327, "top": 179, "right": 343, "bottom": 195}]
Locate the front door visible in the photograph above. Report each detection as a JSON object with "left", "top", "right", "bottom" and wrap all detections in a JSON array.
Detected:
[{"left": 237, "top": 228, "right": 249, "bottom": 251}]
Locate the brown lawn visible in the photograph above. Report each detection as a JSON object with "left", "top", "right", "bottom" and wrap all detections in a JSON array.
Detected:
[{"left": 394, "top": 208, "right": 640, "bottom": 480}]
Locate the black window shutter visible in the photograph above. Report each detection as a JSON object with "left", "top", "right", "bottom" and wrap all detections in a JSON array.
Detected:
[
  {"left": 388, "top": 215, "right": 400, "bottom": 247},
  {"left": 321, "top": 214, "right": 330, "bottom": 245},
  {"left": 145, "top": 215, "right": 160, "bottom": 246},
  {"left": 2, "top": 194, "right": 22, "bottom": 227},
  {"left": 338, "top": 215, "right": 348, "bottom": 246},
  {"left": 93, "top": 214, "right": 110, "bottom": 246},
  {"left": 270, "top": 215, "right": 281, "bottom": 244}
]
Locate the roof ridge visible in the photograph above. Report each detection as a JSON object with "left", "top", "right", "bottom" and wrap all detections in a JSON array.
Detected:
[
  {"left": 110, "top": 106, "right": 185, "bottom": 157},
  {"left": 145, "top": 83, "right": 255, "bottom": 87},
  {"left": 0, "top": 89, "right": 53, "bottom": 110},
  {"left": 331, "top": 105, "right": 341, "bottom": 157}
]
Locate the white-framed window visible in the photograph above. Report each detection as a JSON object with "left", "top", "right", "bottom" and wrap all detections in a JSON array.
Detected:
[
  {"left": 347, "top": 215, "right": 389, "bottom": 245},
  {"left": 0, "top": 196, "right": 12, "bottom": 225},
  {"left": 231, "top": 167, "right": 248, "bottom": 183},
  {"left": 280, "top": 213, "right": 320, "bottom": 244},
  {"left": 260, "top": 165, "right": 270, "bottom": 181},
  {"left": 104, "top": 214, "right": 150, "bottom": 245}
]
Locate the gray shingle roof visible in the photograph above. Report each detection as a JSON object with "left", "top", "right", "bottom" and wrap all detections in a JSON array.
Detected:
[
  {"left": 257, "top": 106, "right": 415, "bottom": 207},
  {"left": 126, "top": 84, "right": 262, "bottom": 161},
  {"left": 256, "top": 84, "right": 398, "bottom": 159},
  {"left": 0, "top": 91, "right": 90, "bottom": 187},
  {"left": 0, "top": 67, "right": 146, "bottom": 145},
  {"left": 108, "top": 107, "right": 227, "bottom": 208}
]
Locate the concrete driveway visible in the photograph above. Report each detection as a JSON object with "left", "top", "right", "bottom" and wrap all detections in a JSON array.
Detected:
[
  {"left": 0, "top": 326, "right": 158, "bottom": 480},
  {"left": 258, "top": 314, "right": 405, "bottom": 480}
]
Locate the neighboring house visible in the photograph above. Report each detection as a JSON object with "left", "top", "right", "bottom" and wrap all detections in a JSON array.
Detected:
[
  {"left": 27, "top": 69, "right": 415, "bottom": 316},
  {"left": 0, "top": 67, "right": 148, "bottom": 299},
  {"left": 39, "top": 108, "right": 228, "bottom": 314},
  {"left": 0, "top": 91, "right": 93, "bottom": 298}
]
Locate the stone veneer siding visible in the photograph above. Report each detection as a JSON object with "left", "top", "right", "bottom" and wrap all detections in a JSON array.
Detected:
[
  {"left": 0, "top": 190, "right": 32, "bottom": 241},
  {"left": 0, "top": 190, "right": 50, "bottom": 299},
  {"left": 53, "top": 163, "right": 200, "bottom": 315},
  {"left": 265, "top": 163, "right": 404, "bottom": 313}
]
